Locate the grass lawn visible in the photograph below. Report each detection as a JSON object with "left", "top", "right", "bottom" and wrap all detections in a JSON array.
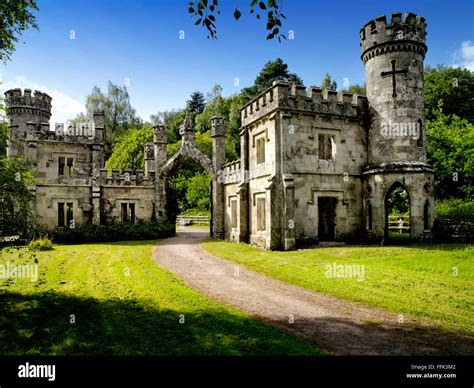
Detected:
[
  {"left": 202, "top": 241, "right": 474, "bottom": 334},
  {"left": 0, "top": 241, "right": 322, "bottom": 355}
]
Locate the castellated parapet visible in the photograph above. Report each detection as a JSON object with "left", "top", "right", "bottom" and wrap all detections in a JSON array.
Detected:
[
  {"left": 241, "top": 81, "right": 368, "bottom": 127},
  {"left": 98, "top": 168, "right": 153, "bottom": 186},
  {"left": 360, "top": 12, "right": 427, "bottom": 63},
  {"left": 5, "top": 88, "right": 52, "bottom": 119}
]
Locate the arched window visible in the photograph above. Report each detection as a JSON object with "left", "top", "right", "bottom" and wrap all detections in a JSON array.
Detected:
[
  {"left": 417, "top": 119, "right": 423, "bottom": 148},
  {"left": 424, "top": 200, "right": 430, "bottom": 230}
]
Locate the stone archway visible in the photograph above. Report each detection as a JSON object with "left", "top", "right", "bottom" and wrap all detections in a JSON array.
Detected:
[
  {"left": 153, "top": 112, "right": 227, "bottom": 239},
  {"left": 384, "top": 182, "right": 411, "bottom": 243}
]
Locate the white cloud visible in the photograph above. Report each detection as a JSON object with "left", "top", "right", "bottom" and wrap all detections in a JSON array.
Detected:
[
  {"left": 452, "top": 41, "right": 474, "bottom": 71},
  {"left": 1, "top": 76, "right": 85, "bottom": 128}
]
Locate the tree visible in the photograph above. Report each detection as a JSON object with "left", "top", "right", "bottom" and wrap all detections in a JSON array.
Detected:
[
  {"left": 426, "top": 106, "right": 474, "bottom": 200},
  {"left": 187, "top": 0, "right": 287, "bottom": 42},
  {"left": 205, "top": 84, "right": 223, "bottom": 103},
  {"left": 424, "top": 66, "right": 474, "bottom": 123},
  {"left": 347, "top": 83, "right": 366, "bottom": 95},
  {"left": 150, "top": 109, "right": 185, "bottom": 144},
  {"left": 0, "top": 157, "right": 36, "bottom": 239},
  {"left": 186, "top": 171, "right": 211, "bottom": 211},
  {"left": 0, "top": 0, "right": 39, "bottom": 63},
  {"left": 242, "top": 58, "right": 304, "bottom": 100},
  {"left": 186, "top": 91, "right": 206, "bottom": 114},
  {"left": 105, "top": 124, "right": 153, "bottom": 173},
  {"left": 321, "top": 73, "right": 337, "bottom": 91},
  {"left": 0, "top": 121, "right": 8, "bottom": 157},
  {"left": 75, "top": 82, "right": 142, "bottom": 158}
]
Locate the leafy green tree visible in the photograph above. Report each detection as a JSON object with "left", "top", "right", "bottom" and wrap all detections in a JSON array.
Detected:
[
  {"left": 0, "top": 157, "right": 36, "bottom": 238},
  {"left": 426, "top": 106, "right": 474, "bottom": 199},
  {"left": 347, "top": 83, "right": 366, "bottom": 95},
  {"left": 0, "top": 0, "right": 39, "bottom": 63},
  {"left": 74, "top": 82, "right": 142, "bottom": 158},
  {"left": 186, "top": 172, "right": 211, "bottom": 210},
  {"left": 195, "top": 95, "right": 229, "bottom": 133},
  {"left": 386, "top": 187, "right": 410, "bottom": 215},
  {"left": 105, "top": 124, "right": 153, "bottom": 172},
  {"left": 242, "top": 58, "right": 304, "bottom": 100},
  {"left": 424, "top": 66, "right": 474, "bottom": 123},
  {"left": 0, "top": 121, "right": 8, "bottom": 157},
  {"left": 321, "top": 73, "right": 337, "bottom": 91},
  {"left": 186, "top": 91, "right": 206, "bottom": 114},
  {"left": 150, "top": 110, "right": 186, "bottom": 144},
  {"left": 205, "top": 84, "right": 223, "bottom": 103},
  {"left": 187, "top": 0, "right": 287, "bottom": 42}
]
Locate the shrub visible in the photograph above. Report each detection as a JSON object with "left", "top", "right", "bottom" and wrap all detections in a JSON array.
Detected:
[
  {"left": 435, "top": 199, "right": 474, "bottom": 221},
  {"left": 28, "top": 237, "right": 53, "bottom": 251},
  {"left": 51, "top": 219, "right": 175, "bottom": 244}
]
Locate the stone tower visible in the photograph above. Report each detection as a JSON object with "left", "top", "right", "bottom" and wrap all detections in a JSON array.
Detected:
[
  {"left": 360, "top": 12, "right": 435, "bottom": 242},
  {"left": 5, "top": 88, "right": 52, "bottom": 158}
]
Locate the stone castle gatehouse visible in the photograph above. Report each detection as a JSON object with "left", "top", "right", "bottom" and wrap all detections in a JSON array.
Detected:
[{"left": 5, "top": 12, "right": 435, "bottom": 250}]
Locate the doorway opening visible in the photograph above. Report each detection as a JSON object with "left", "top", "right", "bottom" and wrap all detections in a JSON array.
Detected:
[{"left": 318, "top": 197, "right": 337, "bottom": 241}]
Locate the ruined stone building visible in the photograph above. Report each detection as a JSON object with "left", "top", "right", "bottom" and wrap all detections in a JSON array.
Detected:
[{"left": 5, "top": 12, "right": 435, "bottom": 250}]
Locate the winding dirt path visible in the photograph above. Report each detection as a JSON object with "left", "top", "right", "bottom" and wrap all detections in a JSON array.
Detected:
[{"left": 152, "top": 228, "right": 474, "bottom": 355}]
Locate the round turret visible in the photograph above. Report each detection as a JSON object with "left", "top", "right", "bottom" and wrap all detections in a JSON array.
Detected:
[
  {"left": 5, "top": 88, "right": 52, "bottom": 157},
  {"left": 360, "top": 12, "right": 428, "bottom": 166}
]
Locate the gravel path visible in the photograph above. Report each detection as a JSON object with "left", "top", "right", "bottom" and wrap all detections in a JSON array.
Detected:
[{"left": 152, "top": 228, "right": 474, "bottom": 355}]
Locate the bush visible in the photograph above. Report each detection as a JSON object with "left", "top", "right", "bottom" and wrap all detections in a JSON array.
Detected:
[
  {"left": 435, "top": 199, "right": 474, "bottom": 221},
  {"left": 28, "top": 237, "right": 53, "bottom": 251},
  {"left": 51, "top": 219, "right": 175, "bottom": 244}
]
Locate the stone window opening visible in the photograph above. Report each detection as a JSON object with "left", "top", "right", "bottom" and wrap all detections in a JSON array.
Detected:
[
  {"left": 57, "top": 202, "right": 73, "bottom": 227},
  {"left": 424, "top": 200, "right": 430, "bottom": 231},
  {"left": 231, "top": 199, "right": 238, "bottom": 229},
  {"left": 66, "top": 157, "right": 74, "bottom": 175},
  {"left": 256, "top": 137, "right": 265, "bottom": 164},
  {"left": 121, "top": 203, "right": 136, "bottom": 223},
  {"left": 58, "top": 156, "right": 74, "bottom": 176},
  {"left": 256, "top": 197, "right": 266, "bottom": 231},
  {"left": 416, "top": 119, "right": 423, "bottom": 148},
  {"left": 318, "top": 134, "right": 336, "bottom": 160},
  {"left": 58, "top": 157, "right": 65, "bottom": 175}
]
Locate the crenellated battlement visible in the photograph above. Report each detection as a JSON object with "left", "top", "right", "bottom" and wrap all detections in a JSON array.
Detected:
[
  {"left": 220, "top": 159, "right": 242, "bottom": 185},
  {"left": 360, "top": 12, "right": 427, "bottom": 62},
  {"left": 241, "top": 81, "right": 368, "bottom": 127},
  {"left": 99, "top": 168, "right": 154, "bottom": 187},
  {"left": 5, "top": 88, "right": 52, "bottom": 118}
]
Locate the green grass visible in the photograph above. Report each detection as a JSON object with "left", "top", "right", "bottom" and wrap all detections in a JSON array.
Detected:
[
  {"left": 202, "top": 241, "right": 474, "bottom": 334},
  {"left": 0, "top": 241, "right": 322, "bottom": 355}
]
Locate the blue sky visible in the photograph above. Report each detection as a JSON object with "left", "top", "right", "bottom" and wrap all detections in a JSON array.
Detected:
[{"left": 1, "top": 0, "right": 473, "bottom": 125}]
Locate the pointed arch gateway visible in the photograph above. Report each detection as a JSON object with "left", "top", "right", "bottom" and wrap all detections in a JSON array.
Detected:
[
  {"left": 154, "top": 113, "right": 227, "bottom": 238},
  {"left": 384, "top": 181, "right": 411, "bottom": 243}
]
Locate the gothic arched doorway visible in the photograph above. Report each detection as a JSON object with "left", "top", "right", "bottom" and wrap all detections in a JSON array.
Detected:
[{"left": 384, "top": 182, "right": 411, "bottom": 243}]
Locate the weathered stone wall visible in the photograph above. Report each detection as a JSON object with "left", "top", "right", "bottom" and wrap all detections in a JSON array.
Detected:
[
  {"left": 101, "top": 186, "right": 155, "bottom": 222},
  {"left": 35, "top": 141, "right": 93, "bottom": 184},
  {"left": 434, "top": 219, "right": 474, "bottom": 243},
  {"left": 34, "top": 185, "right": 93, "bottom": 229},
  {"left": 237, "top": 80, "right": 369, "bottom": 249}
]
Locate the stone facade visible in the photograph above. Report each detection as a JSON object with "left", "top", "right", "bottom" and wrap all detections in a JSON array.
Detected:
[
  {"left": 222, "top": 12, "right": 435, "bottom": 249},
  {"left": 5, "top": 89, "right": 227, "bottom": 236},
  {"left": 5, "top": 11, "right": 435, "bottom": 249},
  {"left": 5, "top": 88, "right": 157, "bottom": 230}
]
